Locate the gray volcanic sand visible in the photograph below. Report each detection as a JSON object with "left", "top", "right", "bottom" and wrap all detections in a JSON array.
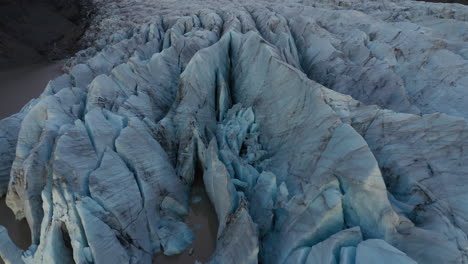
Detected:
[
  {"left": 0, "top": 61, "right": 64, "bottom": 264},
  {"left": 0, "top": 0, "right": 92, "bottom": 69},
  {"left": 0, "top": 62, "right": 64, "bottom": 118}
]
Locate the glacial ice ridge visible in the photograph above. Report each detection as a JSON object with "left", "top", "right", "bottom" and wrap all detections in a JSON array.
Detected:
[{"left": 1, "top": 0, "right": 468, "bottom": 263}]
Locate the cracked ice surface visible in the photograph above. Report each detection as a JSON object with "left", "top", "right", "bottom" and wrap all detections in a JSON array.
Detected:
[{"left": 1, "top": 0, "right": 468, "bottom": 263}]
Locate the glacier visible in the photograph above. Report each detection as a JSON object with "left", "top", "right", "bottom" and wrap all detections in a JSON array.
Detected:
[{"left": 1, "top": 0, "right": 468, "bottom": 263}]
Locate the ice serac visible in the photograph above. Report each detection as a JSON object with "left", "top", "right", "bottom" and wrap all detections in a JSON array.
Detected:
[
  {"left": 0, "top": 1, "right": 467, "bottom": 264},
  {"left": 208, "top": 200, "right": 259, "bottom": 264},
  {"left": 355, "top": 239, "right": 417, "bottom": 264},
  {"left": 304, "top": 227, "right": 363, "bottom": 264},
  {"left": 202, "top": 139, "right": 238, "bottom": 238},
  {"left": 169, "top": 30, "right": 417, "bottom": 264},
  {"left": 88, "top": 148, "right": 151, "bottom": 257},
  {"left": 322, "top": 88, "right": 468, "bottom": 263},
  {"left": 0, "top": 99, "right": 38, "bottom": 196},
  {"left": 115, "top": 117, "right": 190, "bottom": 255},
  {"left": 7, "top": 87, "right": 86, "bottom": 243},
  {"left": 0, "top": 112, "right": 27, "bottom": 197}
]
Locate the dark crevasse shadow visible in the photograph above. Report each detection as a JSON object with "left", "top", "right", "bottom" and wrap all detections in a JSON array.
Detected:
[{"left": 154, "top": 168, "right": 219, "bottom": 264}]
